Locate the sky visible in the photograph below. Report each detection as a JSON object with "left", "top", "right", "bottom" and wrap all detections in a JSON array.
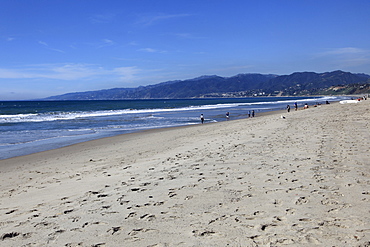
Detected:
[{"left": 1, "top": 0, "right": 370, "bottom": 100}]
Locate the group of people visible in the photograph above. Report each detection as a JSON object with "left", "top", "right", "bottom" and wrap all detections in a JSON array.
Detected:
[
  {"left": 201, "top": 99, "right": 333, "bottom": 124},
  {"left": 286, "top": 100, "right": 332, "bottom": 113},
  {"left": 200, "top": 110, "right": 255, "bottom": 124},
  {"left": 200, "top": 97, "right": 366, "bottom": 124},
  {"left": 201, "top": 101, "right": 322, "bottom": 124}
]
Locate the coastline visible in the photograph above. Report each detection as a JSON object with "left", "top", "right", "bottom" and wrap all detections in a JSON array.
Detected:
[
  {"left": 0, "top": 107, "right": 287, "bottom": 163},
  {"left": 0, "top": 100, "right": 369, "bottom": 246},
  {"left": 0, "top": 96, "right": 340, "bottom": 161},
  {"left": 0, "top": 98, "right": 316, "bottom": 160}
]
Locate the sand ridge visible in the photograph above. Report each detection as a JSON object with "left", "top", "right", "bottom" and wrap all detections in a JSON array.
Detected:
[{"left": 0, "top": 100, "right": 369, "bottom": 246}]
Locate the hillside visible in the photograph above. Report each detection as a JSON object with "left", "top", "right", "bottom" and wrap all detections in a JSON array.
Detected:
[
  {"left": 44, "top": 70, "right": 370, "bottom": 100},
  {"left": 264, "top": 70, "right": 370, "bottom": 96}
]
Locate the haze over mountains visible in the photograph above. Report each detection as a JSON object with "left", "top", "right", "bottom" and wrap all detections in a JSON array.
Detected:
[{"left": 45, "top": 70, "right": 370, "bottom": 100}]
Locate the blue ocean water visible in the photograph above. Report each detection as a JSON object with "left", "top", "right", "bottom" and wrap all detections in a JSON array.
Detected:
[{"left": 0, "top": 96, "right": 348, "bottom": 160}]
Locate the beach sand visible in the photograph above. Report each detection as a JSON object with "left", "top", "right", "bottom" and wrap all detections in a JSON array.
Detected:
[{"left": 0, "top": 100, "right": 369, "bottom": 247}]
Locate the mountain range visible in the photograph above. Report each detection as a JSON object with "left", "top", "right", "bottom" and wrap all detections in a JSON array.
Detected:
[{"left": 45, "top": 70, "right": 370, "bottom": 100}]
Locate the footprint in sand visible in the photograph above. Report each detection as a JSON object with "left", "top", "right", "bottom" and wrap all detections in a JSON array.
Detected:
[
  {"left": 295, "top": 196, "right": 308, "bottom": 205},
  {"left": 285, "top": 208, "right": 296, "bottom": 215}
]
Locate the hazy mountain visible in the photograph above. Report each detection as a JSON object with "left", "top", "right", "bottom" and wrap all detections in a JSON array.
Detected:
[
  {"left": 44, "top": 70, "right": 369, "bottom": 100},
  {"left": 262, "top": 70, "right": 369, "bottom": 95}
]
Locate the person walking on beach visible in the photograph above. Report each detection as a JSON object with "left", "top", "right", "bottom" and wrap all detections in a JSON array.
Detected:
[
  {"left": 251, "top": 110, "right": 255, "bottom": 117},
  {"left": 200, "top": 114, "right": 204, "bottom": 124},
  {"left": 287, "top": 105, "right": 291, "bottom": 112},
  {"left": 226, "top": 112, "right": 230, "bottom": 120},
  {"left": 294, "top": 102, "right": 298, "bottom": 111}
]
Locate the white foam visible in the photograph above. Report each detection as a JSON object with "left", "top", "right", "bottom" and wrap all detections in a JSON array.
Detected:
[{"left": 0, "top": 97, "right": 342, "bottom": 124}]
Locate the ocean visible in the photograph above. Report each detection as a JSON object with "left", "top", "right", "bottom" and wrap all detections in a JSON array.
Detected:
[{"left": 0, "top": 96, "right": 349, "bottom": 160}]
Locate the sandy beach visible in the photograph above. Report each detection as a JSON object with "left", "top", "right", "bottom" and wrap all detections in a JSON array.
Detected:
[{"left": 0, "top": 99, "right": 369, "bottom": 247}]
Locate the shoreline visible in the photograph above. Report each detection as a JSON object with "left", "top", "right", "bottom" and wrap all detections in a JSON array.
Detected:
[
  {"left": 0, "top": 107, "right": 289, "bottom": 162},
  {"left": 0, "top": 107, "right": 286, "bottom": 165},
  {"left": 0, "top": 95, "right": 341, "bottom": 161},
  {"left": 1, "top": 100, "right": 369, "bottom": 246}
]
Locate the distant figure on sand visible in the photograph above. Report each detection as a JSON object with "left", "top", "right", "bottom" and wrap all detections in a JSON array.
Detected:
[
  {"left": 287, "top": 105, "right": 290, "bottom": 112},
  {"left": 294, "top": 102, "right": 298, "bottom": 111},
  {"left": 304, "top": 103, "right": 309, "bottom": 109},
  {"left": 251, "top": 110, "right": 255, "bottom": 117},
  {"left": 200, "top": 114, "right": 204, "bottom": 124},
  {"left": 226, "top": 112, "right": 230, "bottom": 120}
]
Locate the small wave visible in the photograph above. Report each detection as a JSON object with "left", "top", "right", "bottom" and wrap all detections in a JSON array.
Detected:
[
  {"left": 0, "top": 106, "right": 216, "bottom": 123},
  {"left": 0, "top": 128, "right": 97, "bottom": 146}
]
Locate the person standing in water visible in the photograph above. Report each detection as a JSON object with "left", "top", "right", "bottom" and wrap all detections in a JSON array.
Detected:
[
  {"left": 226, "top": 112, "right": 230, "bottom": 120},
  {"left": 200, "top": 114, "right": 204, "bottom": 124}
]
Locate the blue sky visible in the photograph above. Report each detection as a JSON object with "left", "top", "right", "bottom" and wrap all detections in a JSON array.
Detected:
[{"left": 1, "top": 0, "right": 370, "bottom": 100}]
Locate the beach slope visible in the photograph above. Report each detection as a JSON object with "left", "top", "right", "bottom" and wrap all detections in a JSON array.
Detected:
[{"left": 1, "top": 100, "right": 369, "bottom": 246}]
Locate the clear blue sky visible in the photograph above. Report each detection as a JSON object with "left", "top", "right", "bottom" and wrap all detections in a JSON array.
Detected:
[{"left": 1, "top": 0, "right": 370, "bottom": 100}]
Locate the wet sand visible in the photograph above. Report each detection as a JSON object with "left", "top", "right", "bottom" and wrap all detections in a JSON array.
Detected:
[{"left": 0, "top": 99, "right": 369, "bottom": 246}]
